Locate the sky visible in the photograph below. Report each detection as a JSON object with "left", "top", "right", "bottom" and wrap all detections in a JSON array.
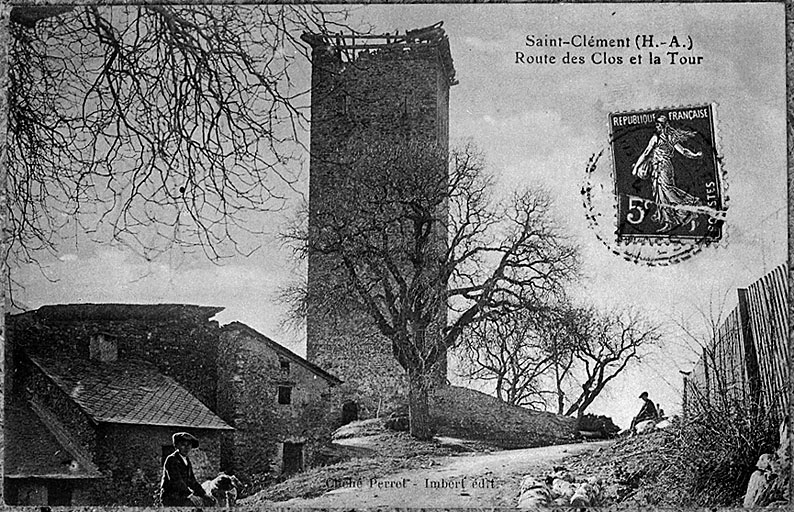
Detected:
[{"left": 15, "top": 3, "right": 787, "bottom": 429}]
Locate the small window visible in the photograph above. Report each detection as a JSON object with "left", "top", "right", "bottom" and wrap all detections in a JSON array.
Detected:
[
  {"left": 278, "top": 385, "right": 292, "bottom": 405},
  {"left": 338, "top": 94, "right": 350, "bottom": 116},
  {"left": 280, "top": 360, "right": 290, "bottom": 375}
]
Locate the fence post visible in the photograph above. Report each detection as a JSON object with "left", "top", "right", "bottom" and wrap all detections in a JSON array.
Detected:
[
  {"left": 702, "top": 347, "right": 710, "bottom": 403},
  {"left": 680, "top": 371, "right": 690, "bottom": 419},
  {"left": 738, "top": 288, "right": 762, "bottom": 406}
]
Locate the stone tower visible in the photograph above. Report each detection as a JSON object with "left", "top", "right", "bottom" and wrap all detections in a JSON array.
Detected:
[{"left": 302, "top": 24, "right": 456, "bottom": 416}]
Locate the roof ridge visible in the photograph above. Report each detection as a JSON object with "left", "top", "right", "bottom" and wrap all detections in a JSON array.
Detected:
[
  {"left": 222, "top": 322, "right": 342, "bottom": 384},
  {"left": 13, "top": 303, "right": 225, "bottom": 321}
]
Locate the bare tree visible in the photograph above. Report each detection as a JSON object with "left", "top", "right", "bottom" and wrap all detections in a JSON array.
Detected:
[
  {"left": 287, "top": 140, "right": 579, "bottom": 439},
  {"left": 7, "top": 5, "right": 353, "bottom": 272},
  {"left": 562, "top": 307, "right": 663, "bottom": 418}
]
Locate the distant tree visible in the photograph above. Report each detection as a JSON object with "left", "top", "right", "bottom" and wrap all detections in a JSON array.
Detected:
[
  {"left": 8, "top": 4, "right": 352, "bottom": 272},
  {"left": 561, "top": 307, "right": 663, "bottom": 418},
  {"left": 286, "top": 140, "right": 580, "bottom": 439},
  {"left": 458, "top": 307, "right": 566, "bottom": 409},
  {"left": 528, "top": 303, "right": 593, "bottom": 414}
]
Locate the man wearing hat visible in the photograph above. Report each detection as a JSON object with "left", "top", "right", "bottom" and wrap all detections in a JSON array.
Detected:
[
  {"left": 160, "top": 432, "right": 215, "bottom": 507},
  {"left": 630, "top": 391, "right": 659, "bottom": 431}
]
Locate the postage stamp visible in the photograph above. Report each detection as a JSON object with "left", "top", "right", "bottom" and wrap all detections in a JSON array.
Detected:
[{"left": 609, "top": 105, "right": 724, "bottom": 243}]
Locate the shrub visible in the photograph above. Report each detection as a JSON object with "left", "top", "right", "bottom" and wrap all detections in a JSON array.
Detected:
[
  {"left": 576, "top": 414, "right": 620, "bottom": 439},
  {"left": 656, "top": 389, "right": 780, "bottom": 506}
]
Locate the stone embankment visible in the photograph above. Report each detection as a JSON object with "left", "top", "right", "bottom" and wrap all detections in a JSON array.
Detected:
[
  {"left": 743, "top": 420, "right": 790, "bottom": 507},
  {"left": 518, "top": 468, "right": 603, "bottom": 508}
]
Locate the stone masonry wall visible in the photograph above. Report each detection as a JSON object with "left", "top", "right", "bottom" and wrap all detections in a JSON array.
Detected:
[
  {"left": 7, "top": 305, "right": 222, "bottom": 410},
  {"left": 306, "top": 41, "right": 453, "bottom": 417},
  {"left": 80, "top": 425, "right": 222, "bottom": 506},
  {"left": 218, "top": 325, "right": 339, "bottom": 483},
  {"left": 431, "top": 386, "right": 577, "bottom": 448}
]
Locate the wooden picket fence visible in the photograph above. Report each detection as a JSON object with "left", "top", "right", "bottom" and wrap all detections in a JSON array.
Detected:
[{"left": 683, "top": 265, "right": 789, "bottom": 423}]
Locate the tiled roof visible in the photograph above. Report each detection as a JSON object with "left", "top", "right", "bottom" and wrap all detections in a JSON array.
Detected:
[
  {"left": 5, "top": 400, "right": 103, "bottom": 479},
  {"left": 27, "top": 352, "right": 232, "bottom": 430},
  {"left": 222, "top": 322, "right": 342, "bottom": 384}
]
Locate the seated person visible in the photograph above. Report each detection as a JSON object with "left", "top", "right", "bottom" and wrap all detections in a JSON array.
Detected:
[{"left": 630, "top": 391, "right": 658, "bottom": 430}]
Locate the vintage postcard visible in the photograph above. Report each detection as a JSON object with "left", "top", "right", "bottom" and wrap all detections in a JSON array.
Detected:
[{"left": 3, "top": 3, "right": 788, "bottom": 509}]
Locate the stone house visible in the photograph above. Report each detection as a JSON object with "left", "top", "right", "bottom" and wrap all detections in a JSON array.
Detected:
[
  {"left": 5, "top": 304, "right": 342, "bottom": 505},
  {"left": 217, "top": 322, "right": 343, "bottom": 479},
  {"left": 7, "top": 304, "right": 223, "bottom": 409}
]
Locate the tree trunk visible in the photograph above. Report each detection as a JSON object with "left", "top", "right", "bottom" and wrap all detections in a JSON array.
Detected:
[
  {"left": 408, "top": 371, "right": 434, "bottom": 440},
  {"left": 495, "top": 375, "right": 504, "bottom": 402},
  {"left": 556, "top": 386, "right": 565, "bottom": 415},
  {"left": 553, "top": 359, "right": 564, "bottom": 414}
]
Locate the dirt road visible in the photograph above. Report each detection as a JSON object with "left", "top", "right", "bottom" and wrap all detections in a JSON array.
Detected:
[{"left": 276, "top": 440, "right": 612, "bottom": 507}]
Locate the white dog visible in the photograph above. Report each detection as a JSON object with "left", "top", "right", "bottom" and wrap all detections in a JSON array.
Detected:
[{"left": 201, "top": 473, "right": 242, "bottom": 507}]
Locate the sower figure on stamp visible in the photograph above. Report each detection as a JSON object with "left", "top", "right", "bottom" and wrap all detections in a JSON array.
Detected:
[
  {"left": 632, "top": 114, "right": 704, "bottom": 232},
  {"left": 160, "top": 432, "right": 216, "bottom": 507},
  {"left": 630, "top": 391, "right": 659, "bottom": 431}
]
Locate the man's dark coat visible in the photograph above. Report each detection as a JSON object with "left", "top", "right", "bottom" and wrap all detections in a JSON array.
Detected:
[
  {"left": 636, "top": 398, "right": 658, "bottom": 422},
  {"left": 160, "top": 451, "right": 208, "bottom": 506}
]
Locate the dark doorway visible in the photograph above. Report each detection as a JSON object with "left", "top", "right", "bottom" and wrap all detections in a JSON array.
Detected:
[
  {"left": 4, "top": 481, "right": 19, "bottom": 505},
  {"left": 341, "top": 401, "right": 359, "bottom": 425},
  {"left": 282, "top": 442, "right": 304, "bottom": 475},
  {"left": 47, "top": 481, "right": 72, "bottom": 506}
]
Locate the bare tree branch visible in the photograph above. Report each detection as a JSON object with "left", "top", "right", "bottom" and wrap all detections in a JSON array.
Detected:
[{"left": 8, "top": 5, "right": 355, "bottom": 273}]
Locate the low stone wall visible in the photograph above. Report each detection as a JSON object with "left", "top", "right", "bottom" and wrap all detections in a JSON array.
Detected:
[{"left": 430, "top": 385, "right": 577, "bottom": 448}]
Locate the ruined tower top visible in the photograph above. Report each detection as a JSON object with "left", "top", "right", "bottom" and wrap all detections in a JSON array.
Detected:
[{"left": 301, "top": 22, "right": 457, "bottom": 87}]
